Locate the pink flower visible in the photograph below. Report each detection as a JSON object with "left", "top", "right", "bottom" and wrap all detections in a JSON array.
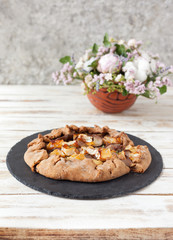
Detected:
[
  {"left": 147, "top": 82, "right": 161, "bottom": 98},
  {"left": 52, "top": 71, "right": 59, "bottom": 83},
  {"left": 97, "top": 53, "right": 121, "bottom": 73},
  {"left": 156, "top": 62, "right": 165, "bottom": 69},
  {"left": 52, "top": 61, "right": 75, "bottom": 85},
  {"left": 62, "top": 62, "right": 71, "bottom": 72},
  {"left": 162, "top": 77, "right": 172, "bottom": 86},
  {"left": 99, "top": 73, "right": 105, "bottom": 84},
  {"left": 73, "top": 72, "right": 77, "bottom": 78},
  {"left": 92, "top": 75, "right": 99, "bottom": 82},
  {"left": 110, "top": 46, "right": 116, "bottom": 53},
  {"left": 154, "top": 77, "right": 163, "bottom": 87},
  {"left": 97, "top": 46, "right": 109, "bottom": 55},
  {"left": 124, "top": 80, "right": 146, "bottom": 94}
]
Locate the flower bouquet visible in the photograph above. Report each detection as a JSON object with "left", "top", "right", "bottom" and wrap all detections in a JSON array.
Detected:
[{"left": 52, "top": 33, "right": 173, "bottom": 113}]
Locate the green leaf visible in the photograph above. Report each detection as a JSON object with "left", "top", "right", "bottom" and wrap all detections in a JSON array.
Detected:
[
  {"left": 103, "top": 33, "right": 111, "bottom": 47},
  {"left": 115, "top": 44, "right": 127, "bottom": 57},
  {"left": 122, "top": 61, "right": 126, "bottom": 67},
  {"left": 92, "top": 43, "right": 99, "bottom": 54},
  {"left": 88, "top": 60, "right": 98, "bottom": 69},
  {"left": 142, "top": 90, "right": 150, "bottom": 98},
  {"left": 59, "top": 56, "right": 72, "bottom": 65},
  {"left": 122, "top": 88, "right": 129, "bottom": 96},
  {"left": 126, "top": 49, "right": 131, "bottom": 53},
  {"left": 129, "top": 56, "right": 135, "bottom": 62},
  {"left": 159, "top": 85, "right": 167, "bottom": 94}
]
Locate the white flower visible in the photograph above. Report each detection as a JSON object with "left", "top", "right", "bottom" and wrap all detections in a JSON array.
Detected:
[
  {"left": 128, "top": 39, "right": 137, "bottom": 48},
  {"left": 115, "top": 74, "right": 122, "bottom": 82},
  {"left": 88, "top": 81, "right": 94, "bottom": 89},
  {"left": 134, "top": 57, "right": 150, "bottom": 81},
  {"left": 135, "top": 70, "right": 148, "bottom": 82},
  {"left": 104, "top": 73, "right": 112, "bottom": 81},
  {"left": 123, "top": 62, "right": 137, "bottom": 80},
  {"left": 123, "top": 55, "right": 151, "bottom": 82},
  {"left": 83, "top": 57, "right": 97, "bottom": 72},
  {"left": 83, "top": 49, "right": 92, "bottom": 61},
  {"left": 85, "top": 74, "right": 92, "bottom": 84},
  {"left": 118, "top": 39, "right": 125, "bottom": 45},
  {"left": 150, "top": 59, "right": 157, "bottom": 72},
  {"left": 125, "top": 71, "right": 135, "bottom": 81},
  {"left": 109, "top": 37, "right": 115, "bottom": 43},
  {"left": 128, "top": 39, "right": 142, "bottom": 48},
  {"left": 76, "top": 57, "right": 84, "bottom": 69},
  {"left": 75, "top": 50, "right": 93, "bottom": 70},
  {"left": 137, "top": 58, "right": 150, "bottom": 71},
  {"left": 140, "top": 51, "right": 151, "bottom": 62},
  {"left": 123, "top": 62, "right": 136, "bottom": 73}
]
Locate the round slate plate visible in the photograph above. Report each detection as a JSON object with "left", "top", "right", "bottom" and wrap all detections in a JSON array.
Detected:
[{"left": 6, "top": 130, "right": 163, "bottom": 200}]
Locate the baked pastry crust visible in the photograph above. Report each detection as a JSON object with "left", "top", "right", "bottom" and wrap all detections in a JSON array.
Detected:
[{"left": 24, "top": 125, "right": 152, "bottom": 182}]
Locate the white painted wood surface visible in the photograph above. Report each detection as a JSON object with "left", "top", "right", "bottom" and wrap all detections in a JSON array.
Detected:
[{"left": 0, "top": 85, "right": 173, "bottom": 231}]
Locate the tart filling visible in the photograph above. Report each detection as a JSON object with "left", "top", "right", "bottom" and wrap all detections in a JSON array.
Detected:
[{"left": 46, "top": 133, "right": 141, "bottom": 168}]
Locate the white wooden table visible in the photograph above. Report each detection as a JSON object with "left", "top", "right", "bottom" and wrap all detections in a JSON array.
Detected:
[{"left": 0, "top": 85, "right": 173, "bottom": 239}]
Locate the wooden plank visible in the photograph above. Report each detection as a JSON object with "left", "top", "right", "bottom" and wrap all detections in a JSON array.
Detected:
[
  {"left": 0, "top": 85, "right": 172, "bottom": 96},
  {"left": 0, "top": 118, "right": 172, "bottom": 132},
  {"left": 0, "top": 102, "right": 172, "bottom": 121},
  {"left": 0, "top": 195, "right": 172, "bottom": 229},
  {"left": 0, "top": 86, "right": 172, "bottom": 123},
  {"left": 0, "top": 93, "right": 172, "bottom": 105},
  {"left": 0, "top": 227, "right": 172, "bottom": 240}
]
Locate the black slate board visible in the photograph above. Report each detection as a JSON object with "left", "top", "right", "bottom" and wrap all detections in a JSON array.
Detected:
[{"left": 6, "top": 130, "right": 163, "bottom": 200}]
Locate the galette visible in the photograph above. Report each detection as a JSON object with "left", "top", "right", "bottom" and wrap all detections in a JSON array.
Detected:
[{"left": 24, "top": 125, "right": 151, "bottom": 182}]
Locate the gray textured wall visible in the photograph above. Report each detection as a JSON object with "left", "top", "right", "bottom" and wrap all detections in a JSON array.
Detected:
[{"left": 0, "top": 0, "right": 173, "bottom": 85}]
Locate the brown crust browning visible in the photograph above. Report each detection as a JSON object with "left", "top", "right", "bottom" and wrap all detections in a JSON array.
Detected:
[
  {"left": 24, "top": 125, "right": 152, "bottom": 182},
  {"left": 43, "top": 125, "right": 115, "bottom": 142},
  {"left": 35, "top": 157, "right": 130, "bottom": 182}
]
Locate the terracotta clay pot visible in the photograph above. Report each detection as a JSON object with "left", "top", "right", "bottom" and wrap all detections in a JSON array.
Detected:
[{"left": 87, "top": 88, "right": 137, "bottom": 113}]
